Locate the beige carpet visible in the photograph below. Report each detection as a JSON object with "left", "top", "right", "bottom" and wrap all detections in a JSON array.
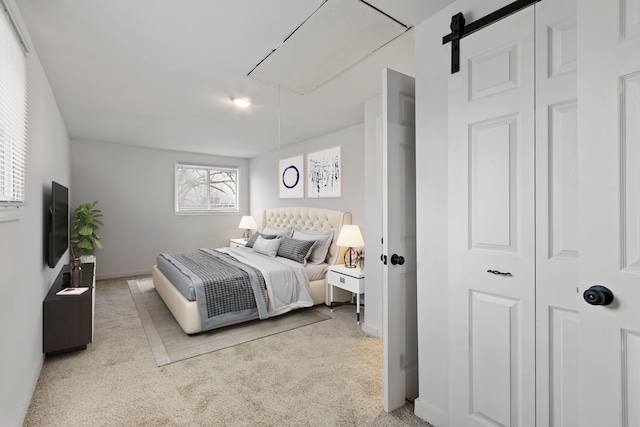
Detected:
[
  {"left": 128, "top": 278, "right": 331, "bottom": 366},
  {"left": 24, "top": 276, "right": 433, "bottom": 426}
]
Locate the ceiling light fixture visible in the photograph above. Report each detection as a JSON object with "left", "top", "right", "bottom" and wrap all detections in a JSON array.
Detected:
[{"left": 232, "top": 97, "right": 251, "bottom": 108}]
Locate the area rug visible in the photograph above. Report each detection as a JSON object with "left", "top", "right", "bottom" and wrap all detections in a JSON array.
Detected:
[{"left": 128, "top": 278, "right": 330, "bottom": 366}]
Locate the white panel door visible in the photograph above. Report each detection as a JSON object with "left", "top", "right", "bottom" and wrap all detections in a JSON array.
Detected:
[
  {"left": 578, "top": 1, "right": 640, "bottom": 426},
  {"left": 382, "top": 68, "right": 417, "bottom": 412},
  {"left": 448, "top": 7, "right": 536, "bottom": 426},
  {"left": 535, "top": 0, "right": 579, "bottom": 425}
]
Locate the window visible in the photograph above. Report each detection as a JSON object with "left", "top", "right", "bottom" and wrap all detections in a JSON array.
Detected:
[
  {"left": 175, "top": 163, "right": 238, "bottom": 214},
  {"left": 0, "top": 2, "right": 28, "bottom": 221}
]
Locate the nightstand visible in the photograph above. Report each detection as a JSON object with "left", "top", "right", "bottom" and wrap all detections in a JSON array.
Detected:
[
  {"left": 229, "top": 238, "right": 248, "bottom": 248},
  {"left": 327, "top": 264, "right": 365, "bottom": 324}
]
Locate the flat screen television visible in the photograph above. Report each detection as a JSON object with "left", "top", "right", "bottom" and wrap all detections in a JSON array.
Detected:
[{"left": 48, "top": 181, "right": 69, "bottom": 268}]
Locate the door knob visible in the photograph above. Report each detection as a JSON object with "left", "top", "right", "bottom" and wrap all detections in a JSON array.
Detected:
[
  {"left": 390, "top": 254, "right": 405, "bottom": 265},
  {"left": 583, "top": 285, "right": 614, "bottom": 306}
]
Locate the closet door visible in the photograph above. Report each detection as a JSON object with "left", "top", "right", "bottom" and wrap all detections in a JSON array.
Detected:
[
  {"left": 578, "top": 1, "right": 640, "bottom": 425},
  {"left": 535, "top": 0, "right": 579, "bottom": 425},
  {"left": 447, "top": 7, "right": 536, "bottom": 426}
]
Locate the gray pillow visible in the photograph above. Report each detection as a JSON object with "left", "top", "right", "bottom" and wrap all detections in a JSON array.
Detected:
[
  {"left": 292, "top": 228, "right": 334, "bottom": 264},
  {"left": 263, "top": 223, "right": 294, "bottom": 238},
  {"left": 245, "top": 232, "right": 277, "bottom": 248},
  {"left": 277, "top": 237, "right": 317, "bottom": 264},
  {"left": 253, "top": 235, "right": 282, "bottom": 257}
]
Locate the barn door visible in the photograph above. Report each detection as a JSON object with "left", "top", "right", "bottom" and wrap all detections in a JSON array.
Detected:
[{"left": 447, "top": 6, "right": 537, "bottom": 426}]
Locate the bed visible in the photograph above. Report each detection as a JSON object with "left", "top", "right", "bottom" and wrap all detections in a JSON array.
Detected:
[{"left": 152, "top": 207, "right": 352, "bottom": 334}]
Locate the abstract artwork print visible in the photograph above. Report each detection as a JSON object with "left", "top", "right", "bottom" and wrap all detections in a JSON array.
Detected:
[
  {"left": 279, "top": 155, "right": 304, "bottom": 198},
  {"left": 307, "top": 146, "right": 341, "bottom": 198}
]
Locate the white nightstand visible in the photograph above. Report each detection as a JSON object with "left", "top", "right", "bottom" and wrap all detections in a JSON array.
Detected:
[
  {"left": 229, "top": 238, "right": 248, "bottom": 248},
  {"left": 327, "top": 264, "right": 365, "bottom": 324}
]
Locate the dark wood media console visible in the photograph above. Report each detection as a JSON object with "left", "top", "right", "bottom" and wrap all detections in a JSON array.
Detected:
[{"left": 43, "top": 262, "right": 95, "bottom": 356}]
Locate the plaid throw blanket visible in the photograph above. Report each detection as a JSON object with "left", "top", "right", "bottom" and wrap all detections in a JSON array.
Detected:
[{"left": 167, "top": 249, "right": 267, "bottom": 320}]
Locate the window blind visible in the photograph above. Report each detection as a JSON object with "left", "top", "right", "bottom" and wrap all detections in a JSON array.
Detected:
[
  {"left": 0, "top": 3, "right": 28, "bottom": 207},
  {"left": 175, "top": 163, "right": 239, "bottom": 213}
]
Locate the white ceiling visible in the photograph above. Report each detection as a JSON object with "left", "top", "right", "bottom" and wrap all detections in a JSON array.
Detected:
[{"left": 15, "top": 0, "right": 453, "bottom": 158}]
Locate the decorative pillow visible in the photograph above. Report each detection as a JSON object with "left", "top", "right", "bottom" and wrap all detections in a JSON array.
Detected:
[
  {"left": 245, "top": 232, "right": 277, "bottom": 248},
  {"left": 277, "top": 237, "right": 317, "bottom": 264},
  {"left": 292, "top": 228, "right": 334, "bottom": 264},
  {"left": 262, "top": 222, "right": 294, "bottom": 238},
  {"left": 252, "top": 235, "right": 282, "bottom": 257}
]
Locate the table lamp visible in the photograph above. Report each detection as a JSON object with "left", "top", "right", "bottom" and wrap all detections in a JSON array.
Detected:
[
  {"left": 238, "top": 216, "right": 258, "bottom": 241},
  {"left": 336, "top": 224, "right": 364, "bottom": 268}
]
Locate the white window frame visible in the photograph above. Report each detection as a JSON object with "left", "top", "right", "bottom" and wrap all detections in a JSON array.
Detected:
[
  {"left": 0, "top": 1, "right": 29, "bottom": 222},
  {"left": 174, "top": 162, "right": 239, "bottom": 215}
]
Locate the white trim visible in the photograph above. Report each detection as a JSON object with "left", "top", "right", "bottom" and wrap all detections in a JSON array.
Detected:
[
  {"left": 0, "top": 0, "right": 29, "bottom": 53},
  {"left": 174, "top": 162, "right": 240, "bottom": 214},
  {"left": 0, "top": 202, "right": 26, "bottom": 221}
]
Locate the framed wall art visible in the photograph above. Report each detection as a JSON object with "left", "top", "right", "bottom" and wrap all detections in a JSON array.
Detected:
[
  {"left": 307, "top": 145, "right": 341, "bottom": 198},
  {"left": 279, "top": 155, "right": 304, "bottom": 199}
]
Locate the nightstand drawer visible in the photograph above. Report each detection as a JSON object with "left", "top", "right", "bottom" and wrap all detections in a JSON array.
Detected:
[
  {"left": 327, "top": 270, "right": 363, "bottom": 294},
  {"left": 229, "top": 238, "right": 247, "bottom": 248}
]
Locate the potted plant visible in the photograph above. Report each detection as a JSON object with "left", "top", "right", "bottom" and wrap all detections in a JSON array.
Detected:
[{"left": 70, "top": 200, "right": 104, "bottom": 262}]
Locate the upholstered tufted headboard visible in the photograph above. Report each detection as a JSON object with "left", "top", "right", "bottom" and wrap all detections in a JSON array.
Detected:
[{"left": 262, "top": 207, "right": 352, "bottom": 265}]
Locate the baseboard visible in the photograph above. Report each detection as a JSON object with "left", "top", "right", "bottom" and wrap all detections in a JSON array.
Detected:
[
  {"left": 96, "top": 270, "right": 152, "bottom": 281},
  {"left": 361, "top": 322, "right": 380, "bottom": 337},
  {"left": 414, "top": 397, "right": 448, "bottom": 427}
]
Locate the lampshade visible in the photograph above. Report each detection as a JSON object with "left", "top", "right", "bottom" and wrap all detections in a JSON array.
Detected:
[
  {"left": 336, "top": 225, "right": 364, "bottom": 248},
  {"left": 238, "top": 216, "right": 258, "bottom": 241},
  {"left": 238, "top": 216, "right": 258, "bottom": 230}
]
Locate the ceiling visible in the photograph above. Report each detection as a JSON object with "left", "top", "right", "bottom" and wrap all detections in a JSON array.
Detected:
[{"left": 15, "top": 0, "right": 453, "bottom": 158}]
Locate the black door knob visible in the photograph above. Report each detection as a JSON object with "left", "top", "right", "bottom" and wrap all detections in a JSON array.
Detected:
[
  {"left": 390, "top": 254, "right": 405, "bottom": 265},
  {"left": 583, "top": 285, "right": 614, "bottom": 306}
]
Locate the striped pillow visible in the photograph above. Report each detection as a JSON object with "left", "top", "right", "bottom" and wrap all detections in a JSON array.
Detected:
[
  {"left": 253, "top": 236, "right": 282, "bottom": 257},
  {"left": 276, "top": 237, "right": 317, "bottom": 264},
  {"left": 245, "top": 232, "right": 277, "bottom": 248}
]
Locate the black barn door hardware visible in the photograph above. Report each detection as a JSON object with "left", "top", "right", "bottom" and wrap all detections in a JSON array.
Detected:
[{"left": 442, "top": 0, "right": 542, "bottom": 74}]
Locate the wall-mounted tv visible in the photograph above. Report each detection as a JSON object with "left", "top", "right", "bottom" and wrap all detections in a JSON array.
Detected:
[{"left": 48, "top": 181, "right": 69, "bottom": 268}]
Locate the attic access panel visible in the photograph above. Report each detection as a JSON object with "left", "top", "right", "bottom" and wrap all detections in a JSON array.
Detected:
[{"left": 248, "top": 0, "right": 408, "bottom": 95}]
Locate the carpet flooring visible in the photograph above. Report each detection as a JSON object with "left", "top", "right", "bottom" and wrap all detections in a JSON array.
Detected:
[
  {"left": 128, "top": 278, "right": 331, "bottom": 366},
  {"left": 24, "top": 276, "right": 432, "bottom": 426}
]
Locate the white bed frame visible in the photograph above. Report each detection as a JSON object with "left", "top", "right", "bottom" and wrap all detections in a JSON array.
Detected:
[{"left": 152, "top": 207, "right": 351, "bottom": 334}]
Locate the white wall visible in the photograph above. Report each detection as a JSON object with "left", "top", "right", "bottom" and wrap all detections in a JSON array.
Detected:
[
  {"left": 363, "top": 95, "right": 383, "bottom": 337},
  {"left": 249, "top": 124, "right": 365, "bottom": 228},
  {"left": 71, "top": 140, "right": 250, "bottom": 279},
  {"left": 413, "top": 1, "right": 521, "bottom": 425},
  {"left": 0, "top": 2, "right": 71, "bottom": 424}
]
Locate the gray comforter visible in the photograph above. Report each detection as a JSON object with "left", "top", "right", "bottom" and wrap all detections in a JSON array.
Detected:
[
  {"left": 157, "top": 248, "right": 313, "bottom": 331},
  {"left": 158, "top": 249, "right": 268, "bottom": 331}
]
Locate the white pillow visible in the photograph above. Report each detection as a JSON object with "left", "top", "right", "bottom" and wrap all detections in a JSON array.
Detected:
[
  {"left": 253, "top": 235, "right": 282, "bottom": 257},
  {"left": 292, "top": 228, "right": 334, "bottom": 264},
  {"left": 263, "top": 222, "right": 294, "bottom": 237}
]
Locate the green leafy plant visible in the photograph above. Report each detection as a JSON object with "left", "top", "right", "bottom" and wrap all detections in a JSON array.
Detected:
[{"left": 70, "top": 200, "right": 103, "bottom": 259}]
